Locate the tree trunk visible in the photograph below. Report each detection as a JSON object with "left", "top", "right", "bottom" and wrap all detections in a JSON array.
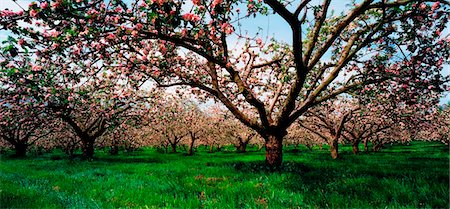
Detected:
[
  {"left": 209, "top": 144, "right": 214, "bottom": 153},
  {"left": 110, "top": 145, "right": 119, "bottom": 155},
  {"left": 237, "top": 141, "right": 248, "bottom": 153},
  {"left": 373, "top": 143, "right": 382, "bottom": 152},
  {"left": 14, "top": 143, "right": 28, "bottom": 157},
  {"left": 352, "top": 141, "right": 360, "bottom": 155},
  {"left": 363, "top": 139, "right": 368, "bottom": 152},
  {"left": 82, "top": 139, "right": 94, "bottom": 159},
  {"left": 265, "top": 134, "right": 283, "bottom": 167},
  {"left": 170, "top": 143, "right": 177, "bottom": 153},
  {"left": 330, "top": 139, "right": 339, "bottom": 159},
  {"left": 187, "top": 138, "right": 195, "bottom": 156}
]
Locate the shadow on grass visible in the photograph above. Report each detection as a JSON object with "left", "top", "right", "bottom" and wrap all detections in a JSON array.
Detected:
[
  {"left": 93, "top": 156, "right": 163, "bottom": 164},
  {"left": 0, "top": 191, "right": 46, "bottom": 209}
]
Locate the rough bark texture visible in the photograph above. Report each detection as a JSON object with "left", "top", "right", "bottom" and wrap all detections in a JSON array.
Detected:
[
  {"left": 14, "top": 143, "right": 28, "bottom": 157},
  {"left": 265, "top": 134, "right": 283, "bottom": 167},
  {"left": 82, "top": 139, "right": 94, "bottom": 159},
  {"left": 330, "top": 139, "right": 339, "bottom": 159}
]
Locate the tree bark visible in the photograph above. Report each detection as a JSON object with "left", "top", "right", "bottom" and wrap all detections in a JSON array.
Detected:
[
  {"left": 109, "top": 145, "right": 119, "bottom": 155},
  {"left": 237, "top": 141, "right": 248, "bottom": 153},
  {"left": 330, "top": 139, "right": 339, "bottom": 159},
  {"left": 187, "top": 137, "right": 195, "bottom": 156},
  {"left": 364, "top": 139, "right": 368, "bottom": 152},
  {"left": 82, "top": 139, "right": 95, "bottom": 159},
  {"left": 209, "top": 144, "right": 214, "bottom": 153},
  {"left": 265, "top": 134, "right": 283, "bottom": 167},
  {"left": 14, "top": 143, "right": 28, "bottom": 157},
  {"left": 352, "top": 141, "right": 360, "bottom": 155},
  {"left": 373, "top": 143, "right": 382, "bottom": 152},
  {"left": 170, "top": 143, "right": 177, "bottom": 153}
]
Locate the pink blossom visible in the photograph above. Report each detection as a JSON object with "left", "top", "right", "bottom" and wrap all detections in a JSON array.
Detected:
[
  {"left": 49, "top": 29, "right": 59, "bottom": 38},
  {"left": 29, "top": 9, "right": 38, "bottom": 17},
  {"left": 419, "top": 3, "right": 426, "bottom": 10},
  {"left": 181, "top": 28, "right": 188, "bottom": 37},
  {"left": 182, "top": 13, "right": 200, "bottom": 22},
  {"left": 131, "top": 30, "right": 138, "bottom": 37},
  {"left": 18, "top": 39, "right": 24, "bottom": 46},
  {"left": 31, "top": 65, "right": 42, "bottom": 72},
  {"left": 256, "top": 38, "right": 262, "bottom": 46},
  {"left": 135, "top": 23, "right": 143, "bottom": 30},
  {"left": 431, "top": 2, "right": 440, "bottom": 10},
  {"left": 51, "top": 1, "right": 60, "bottom": 9},
  {"left": 192, "top": 0, "right": 201, "bottom": 6},
  {"left": 107, "top": 33, "right": 115, "bottom": 40},
  {"left": 211, "top": 0, "right": 222, "bottom": 8},
  {"left": 40, "top": 2, "right": 48, "bottom": 9},
  {"left": 221, "top": 22, "right": 234, "bottom": 34}
]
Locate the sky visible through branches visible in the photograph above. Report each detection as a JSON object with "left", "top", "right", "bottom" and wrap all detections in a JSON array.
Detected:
[{"left": 1, "top": 0, "right": 448, "bottom": 104}]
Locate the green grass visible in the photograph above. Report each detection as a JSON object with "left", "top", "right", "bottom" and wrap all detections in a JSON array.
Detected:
[{"left": 0, "top": 141, "right": 448, "bottom": 208}]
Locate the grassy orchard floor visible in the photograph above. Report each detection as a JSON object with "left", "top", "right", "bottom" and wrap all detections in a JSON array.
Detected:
[{"left": 0, "top": 142, "right": 448, "bottom": 208}]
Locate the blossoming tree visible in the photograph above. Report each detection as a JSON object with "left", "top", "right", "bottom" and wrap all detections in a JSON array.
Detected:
[{"left": 1, "top": 0, "right": 449, "bottom": 166}]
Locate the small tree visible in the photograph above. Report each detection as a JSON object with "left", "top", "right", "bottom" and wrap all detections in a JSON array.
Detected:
[
  {"left": 298, "top": 99, "right": 357, "bottom": 159},
  {"left": 0, "top": 100, "right": 51, "bottom": 157}
]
